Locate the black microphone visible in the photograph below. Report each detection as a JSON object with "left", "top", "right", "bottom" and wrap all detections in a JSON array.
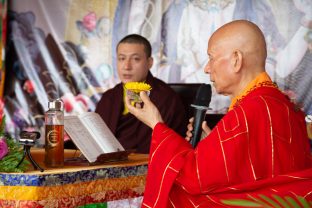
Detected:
[{"left": 190, "top": 84, "right": 212, "bottom": 148}]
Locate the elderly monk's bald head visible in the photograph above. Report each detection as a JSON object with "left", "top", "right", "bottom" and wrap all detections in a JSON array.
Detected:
[
  {"left": 210, "top": 20, "right": 267, "bottom": 69},
  {"left": 205, "top": 20, "right": 267, "bottom": 98}
]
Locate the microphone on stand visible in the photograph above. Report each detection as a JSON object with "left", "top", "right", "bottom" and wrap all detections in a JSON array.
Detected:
[{"left": 190, "top": 84, "right": 212, "bottom": 148}]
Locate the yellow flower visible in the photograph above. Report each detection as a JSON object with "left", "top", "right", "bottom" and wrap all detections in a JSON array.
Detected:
[{"left": 124, "top": 82, "right": 152, "bottom": 93}]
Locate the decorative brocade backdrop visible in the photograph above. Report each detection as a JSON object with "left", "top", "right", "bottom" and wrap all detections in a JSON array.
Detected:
[{"left": 3, "top": 0, "right": 312, "bottom": 142}]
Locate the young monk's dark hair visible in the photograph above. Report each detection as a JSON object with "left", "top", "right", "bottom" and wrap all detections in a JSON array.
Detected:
[{"left": 117, "top": 34, "right": 152, "bottom": 58}]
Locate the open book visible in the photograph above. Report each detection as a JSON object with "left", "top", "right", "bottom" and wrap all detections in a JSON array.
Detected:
[{"left": 64, "top": 112, "right": 126, "bottom": 163}]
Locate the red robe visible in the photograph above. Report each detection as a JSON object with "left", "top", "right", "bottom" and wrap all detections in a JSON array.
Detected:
[{"left": 142, "top": 86, "right": 312, "bottom": 207}]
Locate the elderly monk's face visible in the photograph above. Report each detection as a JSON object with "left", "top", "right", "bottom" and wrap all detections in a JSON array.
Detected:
[
  {"left": 204, "top": 37, "right": 236, "bottom": 96},
  {"left": 204, "top": 20, "right": 267, "bottom": 98},
  {"left": 117, "top": 43, "right": 153, "bottom": 83}
]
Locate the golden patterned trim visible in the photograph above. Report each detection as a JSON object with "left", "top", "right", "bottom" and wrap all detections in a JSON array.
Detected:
[
  {"left": 247, "top": 194, "right": 260, "bottom": 202},
  {"left": 230, "top": 81, "right": 278, "bottom": 110},
  {"left": 215, "top": 105, "right": 258, "bottom": 182},
  {"left": 217, "top": 126, "right": 230, "bottom": 182},
  {"left": 228, "top": 187, "right": 240, "bottom": 190},
  {"left": 259, "top": 96, "right": 275, "bottom": 178},
  {"left": 142, "top": 202, "right": 152, "bottom": 208},
  {"left": 150, "top": 131, "right": 174, "bottom": 163},
  {"left": 205, "top": 195, "right": 226, "bottom": 207},
  {"left": 271, "top": 188, "right": 278, "bottom": 192},
  {"left": 280, "top": 174, "right": 311, "bottom": 180},
  {"left": 154, "top": 149, "right": 189, "bottom": 207},
  {"left": 188, "top": 197, "right": 196, "bottom": 207},
  {"left": 168, "top": 166, "right": 179, "bottom": 173},
  {"left": 267, "top": 97, "right": 293, "bottom": 143},
  {"left": 304, "top": 190, "right": 312, "bottom": 198},
  {"left": 195, "top": 148, "right": 203, "bottom": 193},
  {"left": 179, "top": 184, "right": 189, "bottom": 193},
  {"left": 286, "top": 103, "right": 292, "bottom": 144},
  {"left": 169, "top": 197, "right": 177, "bottom": 208},
  {"left": 240, "top": 105, "right": 257, "bottom": 181},
  {"left": 0, "top": 175, "right": 146, "bottom": 200},
  {"left": 220, "top": 131, "right": 248, "bottom": 143},
  {"left": 221, "top": 110, "right": 240, "bottom": 132}
]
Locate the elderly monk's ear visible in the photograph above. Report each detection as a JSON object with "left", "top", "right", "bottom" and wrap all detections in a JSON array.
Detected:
[{"left": 232, "top": 50, "right": 243, "bottom": 73}]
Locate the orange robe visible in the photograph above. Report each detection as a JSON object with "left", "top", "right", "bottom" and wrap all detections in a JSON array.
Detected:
[{"left": 142, "top": 81, "right": 312, "bottom": 207}]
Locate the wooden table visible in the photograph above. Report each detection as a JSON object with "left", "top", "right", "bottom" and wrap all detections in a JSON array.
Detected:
[{"left": 0, "top": 149, "right": 148, "bottom": 208}]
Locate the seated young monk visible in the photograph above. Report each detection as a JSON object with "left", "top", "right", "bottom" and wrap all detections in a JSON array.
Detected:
[
  {"left": 95, "top": 34, "right": 187, "bottom": 154},
  {"left": 126, "top": 20, "right": 312, "bottom": 207}
]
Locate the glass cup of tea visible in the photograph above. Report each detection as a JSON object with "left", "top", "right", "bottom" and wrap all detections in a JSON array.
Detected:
[
  {"left": 306, "top": 115, "right": 312, "bottom": 139},
  {"left": 126, "top": 89, "right": 150, "bottom": 103},
  {"left": 124, "top": 82, "right": 152, "bottom": 103}
]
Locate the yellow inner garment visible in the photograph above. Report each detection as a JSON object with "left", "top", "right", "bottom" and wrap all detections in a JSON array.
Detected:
[
  {"left": 123, "top": 87, "right": 130, "bottom": 115},
  {"left": 229, "top": 72, "right": 272, "bottom": 111}
]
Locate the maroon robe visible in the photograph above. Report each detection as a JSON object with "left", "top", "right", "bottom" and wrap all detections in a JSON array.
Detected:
[{"left": 95, "top": 72, "right": 187, "bottom": 153}]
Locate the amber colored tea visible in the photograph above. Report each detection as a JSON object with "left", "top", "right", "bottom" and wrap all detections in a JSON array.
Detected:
[
  {"left": 307, "top": 122, "right": 312, "bottom": 140},
  {"left": 44, "top": 124, "right": 64, "bottom": 167}
]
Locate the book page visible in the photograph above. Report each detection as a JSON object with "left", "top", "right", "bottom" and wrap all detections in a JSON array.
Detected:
[
  {"left": 78, "top": 112, "right": 125, "bottom": 153},
  {"left": 64, "top": 116, "right": 105, "bottom": 162}
]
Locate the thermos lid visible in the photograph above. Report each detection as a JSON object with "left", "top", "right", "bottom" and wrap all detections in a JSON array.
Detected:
[{"left": 48, "top": 99, "right": 64, "bottom": 111}]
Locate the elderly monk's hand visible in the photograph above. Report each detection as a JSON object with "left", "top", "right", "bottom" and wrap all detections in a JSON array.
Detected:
[
  {"left": 125, "top": 91, "right": 164, "bottom": 129},
  {"left": 185, "top": 117, "right": 212, "bottom": 142}
]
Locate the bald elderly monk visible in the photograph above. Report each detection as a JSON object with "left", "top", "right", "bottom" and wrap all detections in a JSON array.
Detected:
[{"left": 126, "top": 20, "right": 312, "bottom": 207}]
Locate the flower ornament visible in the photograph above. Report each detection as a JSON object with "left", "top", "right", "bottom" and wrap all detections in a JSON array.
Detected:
[
  {"left": 0, "top": 99, "right": 8, "bottom": 160},
  {"left": 0, "top": 99, "right": 4, "bottom": 124},
  {"left": 124, "top": 82, "right": 152, "bottom": 93},
  {"left": 283, "top": 89, "right": 297, "bottom": 101},
  {"left": 23, "top": 79, "right": 35, "bottom": 95},
  {"left": 82, "top": 12, "right": 97, "bottom": 32},
  {"left": 0, "top": 138, "right": 8, "bottom": 160},
  {"left": 64, "top": 132, "right": 71, "bottom": 142},
  {"left": 61, "top": 93, "right": 75, "bottom": 113},
  {"left": 76, "top": 12, "right": 111, "bottom": 39},
  {"left": 0, "top": 99, "right": 30, "bottom": 172},
  {"left": 124, "top": 82, "right": 152, "bottom": 103},
  {"left": 0, "top": 133, "right": 30, "bottom": 173},
  {"left": 61, "top": 93, "right": 94, "bottom": 113},
  {"left": 283, "top": 89, "right": 303, "bottom": 111}
]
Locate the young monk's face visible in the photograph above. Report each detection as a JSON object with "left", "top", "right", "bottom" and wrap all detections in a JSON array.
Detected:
[{"left": 117, "top": 43, "right": 153, "bottom": 83}]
